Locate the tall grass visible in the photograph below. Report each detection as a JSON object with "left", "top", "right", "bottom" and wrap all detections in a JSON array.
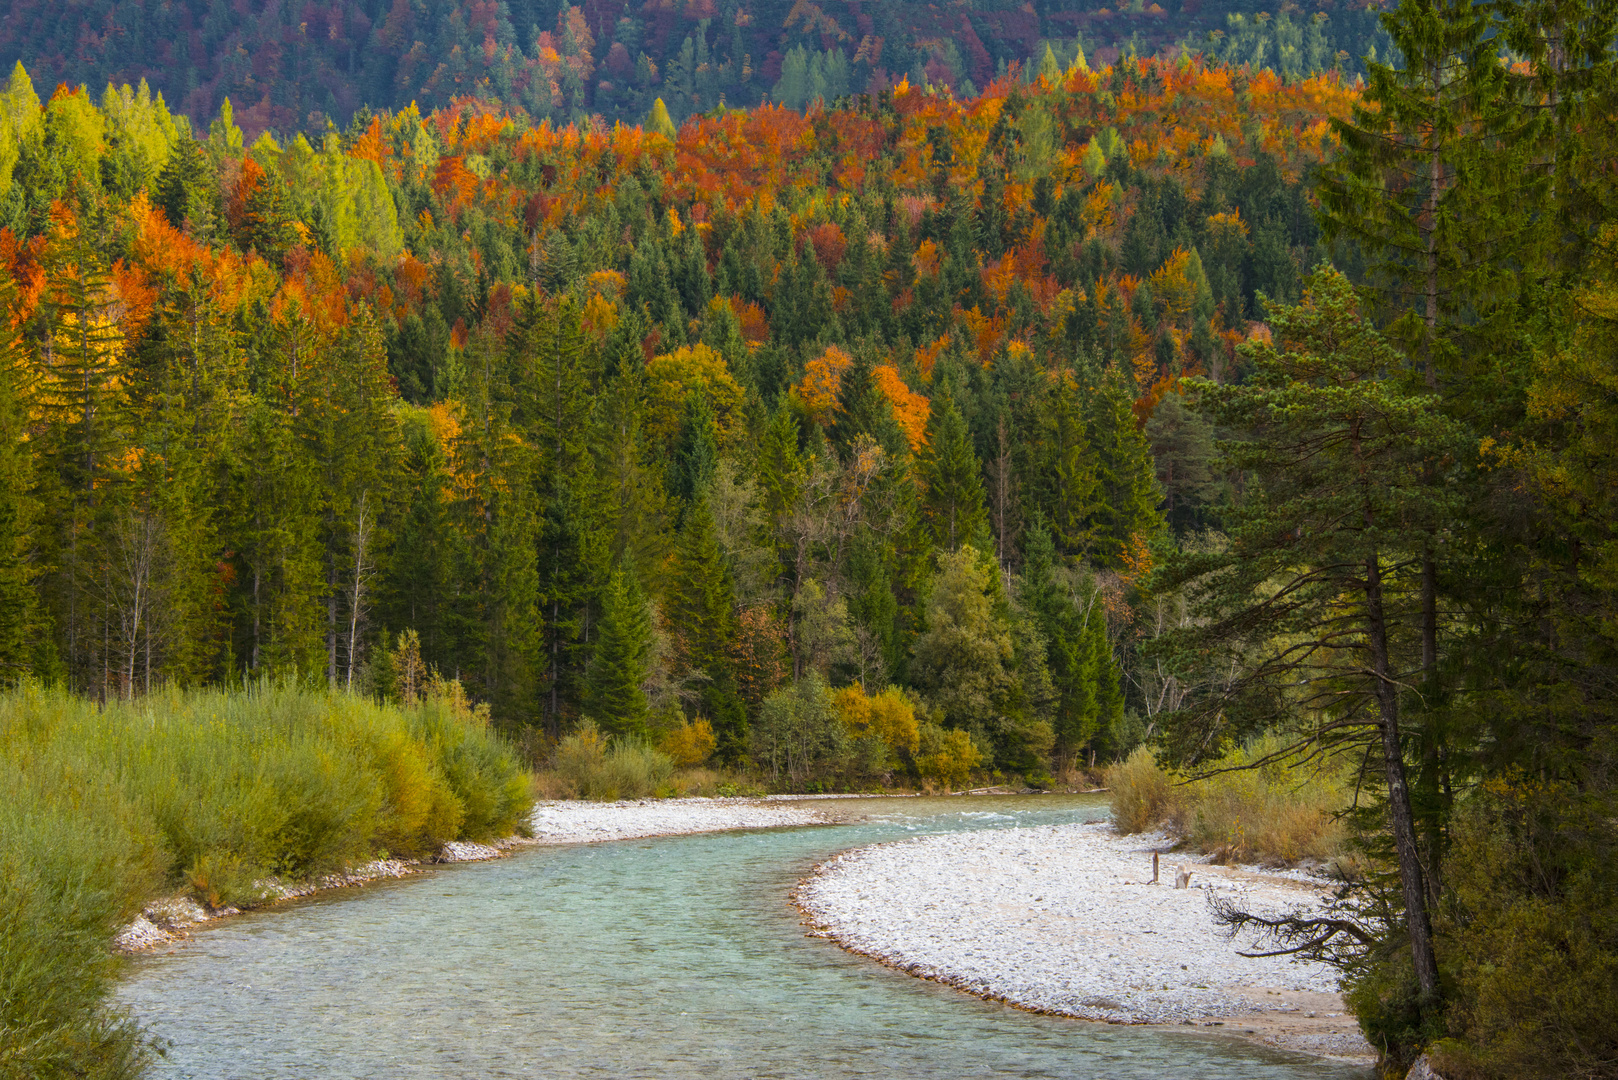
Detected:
[
  {"left": 0, "top": 681, "right": 533, "bottom": 1079},
  {"left": 1106, "top": 739, "right": 1350, "bottom": 865}
]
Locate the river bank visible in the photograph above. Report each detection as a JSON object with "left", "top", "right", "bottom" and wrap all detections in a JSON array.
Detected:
[
  {"left": 116, "top": 797, "right": 832, "bottom": 952},
  {"left": 795, "top": 819, "right": 1375, "bottom": 1064}
]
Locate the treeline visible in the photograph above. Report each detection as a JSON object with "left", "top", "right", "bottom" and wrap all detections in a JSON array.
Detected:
[
  {"left": 0, "top": 57, "right": 1352, "bottom": 785},
  {"left": 0, "top": 0, "right": 1392, "bottom": 133}
]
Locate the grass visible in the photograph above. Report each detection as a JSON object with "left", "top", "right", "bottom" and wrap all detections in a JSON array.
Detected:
[
  {"left": 0, "top": 681, "right": 533, "bottom": 1079},
  {"left": 1106, "top": 738, "right": 1351, "bottom": 865}
]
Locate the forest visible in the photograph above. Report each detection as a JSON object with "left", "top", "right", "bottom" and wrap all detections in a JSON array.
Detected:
[
  {"left": 2, "top": 0, "right": 1617, "bottom": 1069},
  {"left": 0, "top": 52, "right": 1355, "bottom": 784},
  {"left": 0, "top": 0, "right": 1394, "bottom": 132}
]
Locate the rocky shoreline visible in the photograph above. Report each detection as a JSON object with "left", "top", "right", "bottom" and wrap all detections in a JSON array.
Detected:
[{"left": 795, "top": 820, "right": 1376, "bottom": 1064}]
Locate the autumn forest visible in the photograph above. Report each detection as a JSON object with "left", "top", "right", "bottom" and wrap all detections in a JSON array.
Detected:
[{"left": 3, "top": 0, "right": 1618, "bottom": 1072}]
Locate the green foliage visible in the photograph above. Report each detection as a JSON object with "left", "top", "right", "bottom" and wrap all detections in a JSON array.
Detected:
[
  {"left": 550, "top": 719, "right": 673, "bottom": 800},
  {"left": 1424, "top": 780, "right": 1618, "bottom": 1079},
  {"left": 587, "top": 568, "right": 654, "bottom": 737},
  {"left": 0, "top": 756, "right": 163, "bottom": 1080},
  {"left": 749, "top": 671, "right": 845, "bottom": 788},
  {"left": 910, "top": 545, "right": 1016, "bottom": 737},
  {"left": 0, "top": 682, "right": 531, "bottom": 1075}
]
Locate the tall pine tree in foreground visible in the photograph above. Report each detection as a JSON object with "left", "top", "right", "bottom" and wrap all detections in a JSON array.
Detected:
[{"left": 1153, "top": 268, "right": 1468, "bottom": 1018}]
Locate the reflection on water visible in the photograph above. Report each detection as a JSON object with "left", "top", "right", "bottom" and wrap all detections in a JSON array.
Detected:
[{"left": 119, "top": 796, "right": 1370, "bottom": 1079}]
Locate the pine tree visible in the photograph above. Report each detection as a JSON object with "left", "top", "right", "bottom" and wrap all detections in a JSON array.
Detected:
[
  {"left": 1154, "top": 268, "right": 1470, "bottom": 1012},
  {"left": 588, "top": 568, "right": 654, "bottom": 737},
  {"left": 917, "top": 392, "right": 987, "bottom": 552}
]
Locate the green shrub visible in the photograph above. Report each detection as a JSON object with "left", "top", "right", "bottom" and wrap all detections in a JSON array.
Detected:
[
  {"left": 551, "top": 720, "right": 674, "bottom": 800},
  {"left": 0, "top": 680, "right": 536, "bottom": 1078},
  {"left": 0, "top": 758, "right": 164, "bottom": 1080}
]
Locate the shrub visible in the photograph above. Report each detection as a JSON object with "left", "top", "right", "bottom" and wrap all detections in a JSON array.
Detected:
[
  {"left": 0, "top": 760, "right": 164, "bottom": 1080},
  {"left": 1106, "top": 746, "right": 1178, "bottom": 834},
  {"left": 1106, "top": 739, "right": 1348, "bottom": 864},
  {"left": 915, "top": 722, "right": 984, "bottom": 790},
  {"left": 660, "top": 717, "right": 717, "bottom": 766},
  {"left": 551, "top": 720, "right": 674, "bottom": 800}
]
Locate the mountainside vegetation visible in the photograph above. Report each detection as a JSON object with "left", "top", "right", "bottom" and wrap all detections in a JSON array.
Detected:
[
  {"left": 0, "top": 0, "right": 1615, "bottom": 1071},
  {"left": 0, "top": 55, "right": 1353, "bottom": 783},
  {"left": 1, "top": 0, "right": 1393, "bottom": 134}
]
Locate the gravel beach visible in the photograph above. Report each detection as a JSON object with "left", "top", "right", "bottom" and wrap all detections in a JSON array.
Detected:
[
  {"left": 525, "top": 796, "right": 831, "bottom": 843},
  {"left": 796, "top": 820, "right": 1376, "bottom": 1063}
]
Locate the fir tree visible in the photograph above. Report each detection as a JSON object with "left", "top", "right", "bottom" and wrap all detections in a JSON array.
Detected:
[
  {"left": 917, "top": 391, "right": 988, "bottom": 552},
  {"left": 588, "top": 568, "right": 654, "bottom": 737}
]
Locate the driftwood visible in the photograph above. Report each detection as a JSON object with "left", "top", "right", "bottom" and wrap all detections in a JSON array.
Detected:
[
  {"left": 1149, "top": 852, "right": 1160, "bottom": 884},
  {"left": 1174, "top": 866, "right": 1194, "bottom": 889}
]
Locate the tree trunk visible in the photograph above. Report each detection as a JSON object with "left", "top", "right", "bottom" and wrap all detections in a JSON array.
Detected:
[{"left": 1365, "top": 547, "right": 1442, "bottom": 1006}]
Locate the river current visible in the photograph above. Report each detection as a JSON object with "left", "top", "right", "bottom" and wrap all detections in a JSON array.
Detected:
[{"left": 118, "top": 795, "right": 1371, "bottom": 1079}]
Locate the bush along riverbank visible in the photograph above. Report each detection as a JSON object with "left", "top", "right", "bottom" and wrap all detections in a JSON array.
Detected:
[{"left": 0, "top": 681, "right": 532, "bottom": 1080}]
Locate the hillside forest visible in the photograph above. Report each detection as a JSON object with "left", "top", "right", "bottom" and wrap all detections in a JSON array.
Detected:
[
  {"left": 0, "top": 0, "right": 1395, "bottom": 132},
  {"left": 2, "top": 0, "right": 1618, "bottom": 1069}
]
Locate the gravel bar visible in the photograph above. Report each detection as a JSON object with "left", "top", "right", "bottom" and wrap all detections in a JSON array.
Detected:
[
  {"left": 525, "top": 797, "right": 830, "bottom": 843},
  {"left": 796, "top": 820, "right": 1375, "bottom": 1061}
]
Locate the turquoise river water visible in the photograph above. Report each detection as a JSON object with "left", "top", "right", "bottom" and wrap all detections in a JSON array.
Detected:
[{"left": 118, "top": 795, "right": 1372, "bottom": 1079}]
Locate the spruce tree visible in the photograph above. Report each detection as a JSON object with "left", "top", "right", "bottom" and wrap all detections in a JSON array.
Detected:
[
  {"left": 917, "top": 391, "right": 987, "bottom": 552},
  {"left": 1029, "top": 374, "right": 1100, "bottom": 559},
  {"left": 515, "top": 293, "right": 606, "bottom": 736},
  {"left": 1085, "top": 382, "right": 1160, "bottom": 567},
  {"left": 666, "top": 496, "right": 744, "bottom": 755},
  {"left": 588, "top": 568, "right": 654, "bottom": 737}
]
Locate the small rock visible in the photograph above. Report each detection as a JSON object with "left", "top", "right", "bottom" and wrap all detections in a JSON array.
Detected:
[{"left": 1406, "top": 1055, "right": 1447, "bottom": 1080}]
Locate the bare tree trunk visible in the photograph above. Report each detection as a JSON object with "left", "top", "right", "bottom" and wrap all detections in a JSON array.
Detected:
[
  {"left": 345, "top": 493, "right": 373, "bottom": 692},
  {"left": 1366, "top": 548, "right": 1441, "bottom": 1006}
]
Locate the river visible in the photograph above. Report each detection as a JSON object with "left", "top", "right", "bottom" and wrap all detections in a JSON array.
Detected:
[{"left": 118, "top": 795, "right": 1371, "bottom": 1079}]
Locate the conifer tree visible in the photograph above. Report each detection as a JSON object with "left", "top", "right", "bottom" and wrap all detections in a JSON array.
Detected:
[
  {"left": 515, "top": 293, "right": 605, "bottom": 735},
  {"left": 917, "top": 392, "right": 988, "bottom": 552},
  {"left": 668, "top": 390, "right": 720, "bottom": 508},
  {"left": 1085, "top": 382, "right": 1161, "bottom": 567},
  {"left": 1019, "top": 520, "right": 1098, "bottom": 757},
  {"left": 0, "top": 278, "right": 38, "bottom": 679},
  {"left": 1154, "top": 269, "right": 1470, "bottom": 1012},
  {"left": 1029, "top": 374, "right": 1099, "bottom": 559},
  {"left": 588, "top": 568, "right": 654, "bottom": 737},
  {"left": 666, "top": 496, "right": 744, "bottom": 755}
]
